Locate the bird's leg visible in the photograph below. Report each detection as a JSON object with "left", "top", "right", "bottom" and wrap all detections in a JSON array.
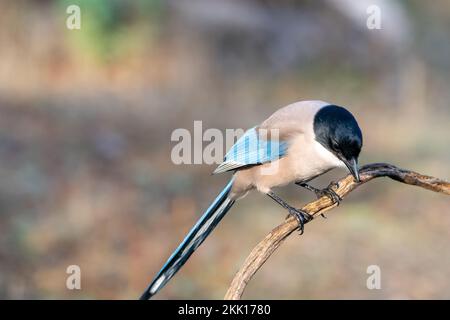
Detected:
[
  {"left": 266, "top": 191, "right": 312, "bottom": 235},
  {"left": 295, "top": 181, "right": 341, "bottom": 219},
  {"left": 296, "top": 181, "right": 342, "bottom": 205}
]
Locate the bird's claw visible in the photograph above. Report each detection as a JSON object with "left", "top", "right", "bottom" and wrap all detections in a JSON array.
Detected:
[
  {"left": 315, "top": 182, "right": 342, "bottom": 205},
  {"left": 288, "top": 208, "right": 313, "bottom": 235}
]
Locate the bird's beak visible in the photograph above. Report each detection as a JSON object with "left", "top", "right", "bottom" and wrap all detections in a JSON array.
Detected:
[{"left": 344, "top": 158, "right": 360, "bottom": 182}]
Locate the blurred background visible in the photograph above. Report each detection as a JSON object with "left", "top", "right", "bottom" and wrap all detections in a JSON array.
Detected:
[{"left": 0, "top": 0, "right": 449, "bottom": 299}]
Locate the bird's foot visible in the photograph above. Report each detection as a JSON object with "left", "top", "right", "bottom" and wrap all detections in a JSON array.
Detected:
[
  {"left": 267, "top": 191, "right": 312, "bottom": 234},
  {"left": 287, "top": 207, "right": 313, "bottom": 235},
  {"left": 315, "top": 182, "right": 342, "bottom": 205}
]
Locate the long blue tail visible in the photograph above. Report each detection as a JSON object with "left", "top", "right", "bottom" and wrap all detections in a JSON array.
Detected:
[{"left": 139, "top": 179, "right": 235, "bottom": 299}]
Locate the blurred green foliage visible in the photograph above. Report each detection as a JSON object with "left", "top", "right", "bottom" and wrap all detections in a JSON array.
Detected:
[{"left": 58, "top": 0, "right": 165, "bottom": 62}]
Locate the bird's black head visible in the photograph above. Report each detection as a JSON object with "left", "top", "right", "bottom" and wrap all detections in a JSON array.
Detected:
[{"left": 313, "top": 105, "right": 363, "bottom": 182}]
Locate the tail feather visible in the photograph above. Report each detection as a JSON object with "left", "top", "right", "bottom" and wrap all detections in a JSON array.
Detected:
[{"left": 139, "top": 179, "right": 235, "bottom": 300}]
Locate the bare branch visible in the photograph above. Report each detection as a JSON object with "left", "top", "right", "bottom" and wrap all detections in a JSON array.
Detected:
[{"left": 224, "top": 163, "right": 450, "bottom": 300}]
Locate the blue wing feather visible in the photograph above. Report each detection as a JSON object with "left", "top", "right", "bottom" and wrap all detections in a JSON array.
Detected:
[{"left": 213, "top": 127, "right": 288, "bottom": 174}]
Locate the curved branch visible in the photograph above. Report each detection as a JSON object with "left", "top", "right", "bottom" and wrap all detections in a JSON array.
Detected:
[{"left": 224, "top": 163, "right": 450, "bottom": 300}]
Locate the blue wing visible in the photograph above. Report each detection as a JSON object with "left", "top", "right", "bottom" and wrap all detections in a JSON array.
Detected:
[{"left": 213, "top": 127, "right": 288, "bottom": 174}]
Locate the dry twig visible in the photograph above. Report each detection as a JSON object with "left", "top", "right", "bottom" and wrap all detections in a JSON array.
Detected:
[{"left": 224, "top": 163, "right": 450, "bottom": 300}]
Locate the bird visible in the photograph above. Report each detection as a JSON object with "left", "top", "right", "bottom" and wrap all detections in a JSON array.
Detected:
[{"left": 140, "top": 100, "right": 363, "bottom": 299}]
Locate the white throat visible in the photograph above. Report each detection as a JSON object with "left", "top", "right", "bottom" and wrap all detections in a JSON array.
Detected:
[{"left": 313, "top": 140, "right": 346, "bottom": 169}]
